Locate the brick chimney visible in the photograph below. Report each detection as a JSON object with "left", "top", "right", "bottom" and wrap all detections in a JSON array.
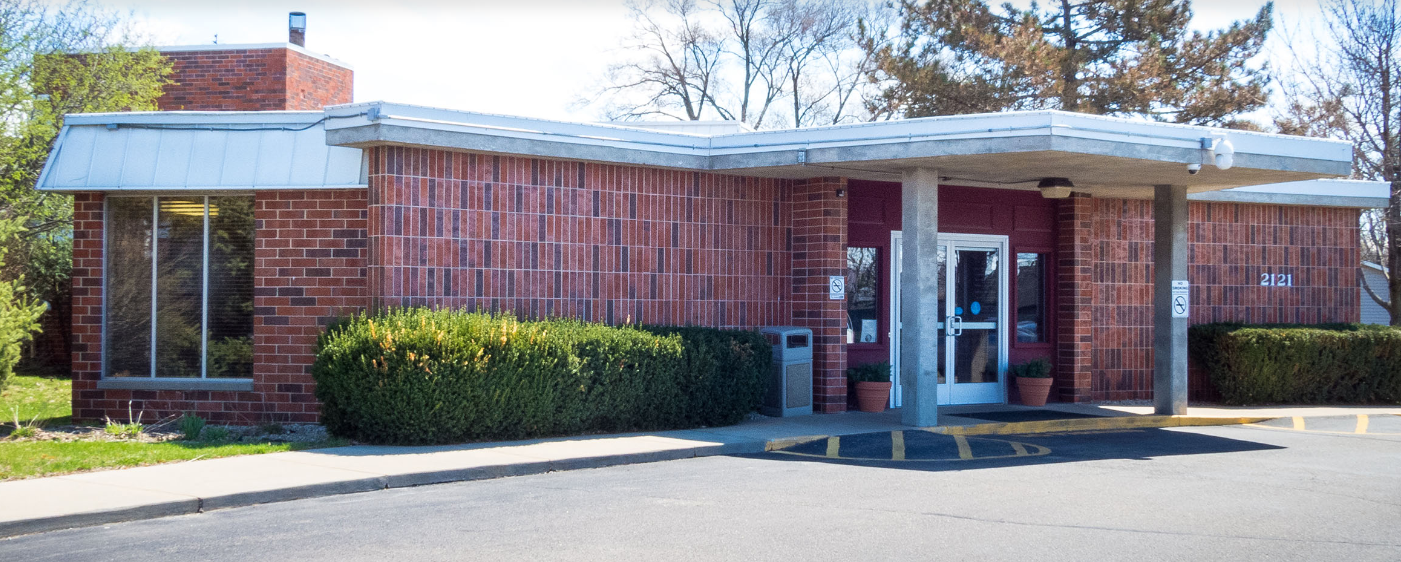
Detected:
[{"left": 289, "top": 12, "right": 306, "bottom": 47}]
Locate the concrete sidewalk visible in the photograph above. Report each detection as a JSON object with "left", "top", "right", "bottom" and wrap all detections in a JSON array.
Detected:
[{"left": 3, "top": 403, "right": 1399, "bottom": 539}]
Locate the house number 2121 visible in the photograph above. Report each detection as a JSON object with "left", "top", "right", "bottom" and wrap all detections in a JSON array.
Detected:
[{"left": 1260, "top": 272, "right": 1294, "bottom": 287}]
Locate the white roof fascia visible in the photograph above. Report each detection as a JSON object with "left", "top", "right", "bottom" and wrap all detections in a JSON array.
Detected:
[
  {"left": 38, "top": 112, "right": 367, "bottom": 192},
  {"left": 1190, "top": 179, "right": 1389, "bottom": 208},
  {"left": 157, "top": 42, "right": 354, "bottom": 70},
  {"left": 323, "top": 102, "right": 1352, "bottom": 179}
]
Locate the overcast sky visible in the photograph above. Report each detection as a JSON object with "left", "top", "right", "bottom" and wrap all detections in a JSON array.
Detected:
[{"left": 111, "top": 0, "right": 1322, "bottom": 122}]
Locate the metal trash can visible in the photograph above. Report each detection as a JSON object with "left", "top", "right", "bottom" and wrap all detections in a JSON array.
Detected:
[{"left": 759, "top": 327, "right": 813, "bottom": 417}]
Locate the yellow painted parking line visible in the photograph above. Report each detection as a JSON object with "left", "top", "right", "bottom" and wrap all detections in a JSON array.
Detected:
[
  {"left": 1356, "top": 415, "right": 1369, "bottom": 434},
  {"left": 953, "top": 435, "right": 973, "bottom": 460},
  {"left": 1247, "top": 414, "right": 1401, "bottom": 435},
  {"left": 1292, "top": 417, "right": 1305, "bottom": 430},
  {"left": 770, "top": 434, "right": 1051, "bottom": 462}
]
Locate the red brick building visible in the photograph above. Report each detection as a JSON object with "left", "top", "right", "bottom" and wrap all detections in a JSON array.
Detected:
[{"left": 40, "top": 41, "right": 1382, "bottom": 425}]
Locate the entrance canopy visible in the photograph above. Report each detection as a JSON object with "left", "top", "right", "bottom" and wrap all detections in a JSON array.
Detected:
[{"left": 322, "top": 102, "right": 1353, "bottom": 196}]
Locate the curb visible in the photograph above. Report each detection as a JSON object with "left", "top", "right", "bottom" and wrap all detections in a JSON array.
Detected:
[
  {"left": 925, "top": 415, "right": 1275, "bottom": 436},
  {"left": 0, "top": 441, "right": 769, "bottom": 540}
]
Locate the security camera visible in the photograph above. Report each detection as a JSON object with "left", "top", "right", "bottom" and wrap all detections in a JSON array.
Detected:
[{"left": 1187, "top": 163, "right": 1201, "bottom": 175}]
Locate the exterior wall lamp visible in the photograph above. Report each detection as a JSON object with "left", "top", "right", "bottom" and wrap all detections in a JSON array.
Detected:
[{"left": 1038, "top": 177, "right": 1074, "bottom": 199}]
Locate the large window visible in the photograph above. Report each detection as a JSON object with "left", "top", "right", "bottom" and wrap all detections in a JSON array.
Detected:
[
  {"left": 1016, "top": 252, "right": 1045, "bottom": 343},
  {"left": 847, "top": 247, "right": 880, "bottom": 344},
  {"left": 106, "top": 196, "right": 254, "bottom": 379}
]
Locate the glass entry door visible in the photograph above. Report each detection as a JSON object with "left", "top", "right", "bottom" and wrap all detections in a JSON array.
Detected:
[
  {"left": 890, "top": 233, "right": 1008, "bottom": 406},
  {"left": 940, "top": 237, "right": 1007, "bottom": 404}
]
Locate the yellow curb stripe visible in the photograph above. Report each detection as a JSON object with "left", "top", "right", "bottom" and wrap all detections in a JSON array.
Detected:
[
  {"left": 825, "top": 436, "right": 840, "bottom": 458},
  {"left": 891, "top": 431, "right": 905, "bottom": 461},
  {"left": 926, "top": 415, "right": 1272, "bottom": 437},
  {"left": 953, "top": 435, "right": 973, "bottom": 460},
  {"left": 1356, "top": 414, "right": 1369, "bottom": 434},
  {"left": 1293, "top": 416, "right": 1305, "bottom": 430}
]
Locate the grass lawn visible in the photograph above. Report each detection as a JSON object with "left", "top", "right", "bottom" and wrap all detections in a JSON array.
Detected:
[
  {"left": 0, "top": 439, "right": 346, "bottom": 480},
  {"left": 2, "top": 369, "right": 348, "bottom": 480},
  {"left": 1, "top": 371, "right": 72, "bottom": 427}
]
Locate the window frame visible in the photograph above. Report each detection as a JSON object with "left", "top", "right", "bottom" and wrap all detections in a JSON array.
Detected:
[
  {"left": 846, "top": 245, "right": 884, "bottom": 347},
  {"left": 99, "top": 194, "right": 255, "bottom": 390},
  {"left": 1012, "top": 248, "right": 1053, "bottom": 348}
]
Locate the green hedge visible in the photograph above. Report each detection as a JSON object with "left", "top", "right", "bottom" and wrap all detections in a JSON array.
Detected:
[
  {"left": 313, "top": 309, "right": 769, "bottom": 444},
  {"left": 1189, "top": 323, "right": 1401, "bottom": 405}
]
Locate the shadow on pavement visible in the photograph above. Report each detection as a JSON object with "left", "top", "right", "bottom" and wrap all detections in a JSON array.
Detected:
[{"left": 741, "top": 427, "right": 1285, "bottom": 472}]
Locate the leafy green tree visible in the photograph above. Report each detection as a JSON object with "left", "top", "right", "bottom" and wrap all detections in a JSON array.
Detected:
[
  {"left": 864, "top": 0, "right": 1274, "bottom": 127},
  {"left": 0, "top": 217, "right": 47, "bottom": 389},
  {"left": 0, "top": 0, "right": 172, "bottom": 368}
]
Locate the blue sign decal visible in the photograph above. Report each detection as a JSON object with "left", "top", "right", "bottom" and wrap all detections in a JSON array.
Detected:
[
  {"left": 954, "top": 306, "right": 963, "bottom": 315},
  {"left": 971, "top": 301, "right": 981, "bottom": 315}
]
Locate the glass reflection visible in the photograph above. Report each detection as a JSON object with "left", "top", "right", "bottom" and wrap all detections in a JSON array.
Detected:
[
  {"left": 207, "top": 197, "right": 255, "bottom": 378},
  {"left": 954, "top": 248, "right": 998, "bottom": 384},
  {"left": 1016, "top": 253, "right": 1045, "bottom": 343},
  {"left": 846, "top": 247, "right": 879, "bottom": 344},
  {"left": 155, "top": 198, "right": 204, "bottom": 378},
  {"left": 106, "top": 198, "right": 154, "bottom": 377}
]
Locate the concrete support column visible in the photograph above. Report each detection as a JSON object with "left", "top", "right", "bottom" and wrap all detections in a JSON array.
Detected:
[
  {"left": 1152, "top": 184, "right": 1189, "bottom": 415},
  {"left": 900, "top": 168, "right": 940, "bottom": 427}
]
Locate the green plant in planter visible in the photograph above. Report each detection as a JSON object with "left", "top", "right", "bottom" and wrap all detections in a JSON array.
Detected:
[
  {"left": 1010, "top": 359, "right": 1052, "bottom": 378},
  {"left": 847, "top": 362, "right": 892, "bottom": 383}
]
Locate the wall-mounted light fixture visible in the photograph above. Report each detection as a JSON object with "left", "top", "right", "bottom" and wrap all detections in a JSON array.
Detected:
[
  {"left": 835, "top": 187, "right": 846, "bottom": 198},
  {"left": 1037, "top": 177, "right": 1074, "bottom": 199}
]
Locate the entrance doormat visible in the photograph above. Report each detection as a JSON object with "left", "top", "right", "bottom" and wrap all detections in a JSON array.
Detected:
[{"left": 954, "top": 410, "right": 1109, "bottom": 423}]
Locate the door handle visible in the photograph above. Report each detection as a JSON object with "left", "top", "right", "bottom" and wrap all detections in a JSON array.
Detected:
[{"left": 953, "top": 315, "right": 965, "bottom": 336}]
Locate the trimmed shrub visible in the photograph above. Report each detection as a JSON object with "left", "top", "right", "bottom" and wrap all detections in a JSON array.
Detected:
[
  {"left": 313, "top": 308, "right": 769, "bottom": 444},
  {"left": 1189, "top": 323, "right": 1401, "bottom": 405}
]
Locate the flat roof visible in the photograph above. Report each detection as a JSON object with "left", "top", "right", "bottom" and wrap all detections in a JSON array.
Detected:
[
  {"left": 323, "top": 102, "right": 1352, "bottom": 196},
  {"left": 42, "top": 106, "right": 1375, "bottom": 206},
  {"left": 157, "top": 42, "right": 354, "bottom": 70}
]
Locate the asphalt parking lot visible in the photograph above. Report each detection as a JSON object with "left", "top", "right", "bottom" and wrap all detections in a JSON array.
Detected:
[{"left": 3, "top": 416, "right": 1398, "bottom": 562}]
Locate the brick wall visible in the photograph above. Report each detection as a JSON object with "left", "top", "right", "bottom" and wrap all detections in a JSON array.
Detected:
[
  {"left": 365, "top": 145, "right": 793, "bottom": 324},
  {"left": 285, "top": 49, "right": 353, "bottom": 110},
  {"left": 1082, "top": 198, "right": 1361, "bottom": 401},
  {"left": 69, "top": 190, "right": 368, "bottom": 423},
  {"left": 790, "top": 178, "right": 850, "bottom": 412},
  {"left": 251, "top": 189, "right": 369, "bottom": 422},
  {"left": 158, "top": 47, "right": 352, "bottom": 111}
]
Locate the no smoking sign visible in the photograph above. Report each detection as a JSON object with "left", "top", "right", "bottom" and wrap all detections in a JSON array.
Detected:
[{"left": 1170, "top": 280, "right": 1189, "bottom": 319}]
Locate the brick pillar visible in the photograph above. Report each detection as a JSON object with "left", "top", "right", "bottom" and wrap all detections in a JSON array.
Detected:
[
  {"left": 70, "top": 193, "right": 105, "bottom": 421},
  {"left": 1055, "top": 194, "right": 1093, "bottom": 402},
  {"left": 791, "top": 177, "right": 848, "bottom": 413}
]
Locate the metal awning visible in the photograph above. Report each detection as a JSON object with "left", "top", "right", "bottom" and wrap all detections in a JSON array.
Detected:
[{"left": 37, "top": 111, "right": 367, "bottom": 192}]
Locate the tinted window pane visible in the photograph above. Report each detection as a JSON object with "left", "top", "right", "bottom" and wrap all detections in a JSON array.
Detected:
[
  {"left": 846, "top": 247, "right": 879, "bottom": 344},
  {"left": 154, "top": 197, "right": 205, "bottom": 378},
  {"left": 105, "top": 198, "right": 153, "bottom": 377},
  {"left": 1016, "top": 253, "right": 1045, "bottom": 343},
  {"left": 207, "top": 196, "right": 255, "bottom": 378}
]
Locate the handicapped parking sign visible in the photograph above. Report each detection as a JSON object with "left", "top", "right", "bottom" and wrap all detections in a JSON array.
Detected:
[{"left": 1171, "top": 280, "right": 1189, "bottom": 318}]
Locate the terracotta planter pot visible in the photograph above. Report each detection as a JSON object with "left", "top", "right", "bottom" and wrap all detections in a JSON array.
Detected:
[
  {"left": 854, "top": 381, "right": 892, "bottom": 413},
  {"left": 1017, "top": 376, "right": 1054, "bottom": 407}
]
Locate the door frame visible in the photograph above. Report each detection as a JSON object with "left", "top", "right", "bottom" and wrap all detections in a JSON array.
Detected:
[{"left": 889, "top": 231, "right": 1010, "bottom": 407}]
